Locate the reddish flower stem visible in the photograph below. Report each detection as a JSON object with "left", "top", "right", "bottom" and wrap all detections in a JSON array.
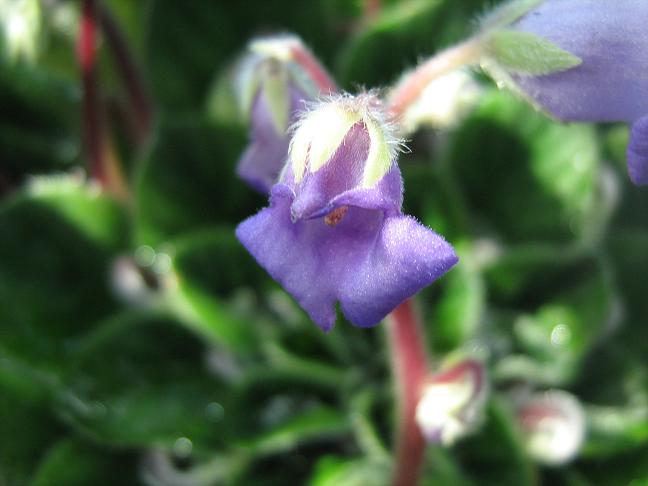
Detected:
[
  {"left": 98, "top": 3, "right": 153, "bottom": 144},
  {"left": 290, "top": 44, "right": 337, "bottom": 94},
  {"left": 78, "top": 0, "right": 106, "bottom": 186},
  {"left": 429, "top": 359, "right": 483, "bottom": 390},
  {"left": 386, "top": 299, "right": 430, "bottom": 486},
  {"left": 388, "top": 36, "right": 484, "bottom": 120},
  {"left": 363, "top": 0, "right": 382, "bottom": 20}
]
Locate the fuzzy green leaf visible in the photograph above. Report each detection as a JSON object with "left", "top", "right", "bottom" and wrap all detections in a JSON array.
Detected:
[{"left": 488, "top": 30, "right": 582, "bottom": 75}]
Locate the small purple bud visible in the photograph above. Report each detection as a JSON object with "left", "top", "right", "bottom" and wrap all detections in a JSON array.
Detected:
[
  {"left": 236, "top": 94, "right": 458, "bottom": 331},
  {"left": 235, "top": 35, "right": 331, "bottom": 193},
  {"left": 506, "top": 0, "right": 648, "bottom": 185},
  {"left": 517, "top": 390, "right": 586, "bottom": 465},
  {"left": 415, "top": 358, "right": 487, "bottom": 446}
]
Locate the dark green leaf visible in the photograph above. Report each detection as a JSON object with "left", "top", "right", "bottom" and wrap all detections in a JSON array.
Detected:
[
  {"left": 146, "top": 0, "right": 342, "bottom": 112},
  {"left": 445, "top": 89, "right": 601, "bottom": 244},
  {"left": 336, "top": 0, "right": 481, "bottom": 88},
  {"left": 135, "top": 117, "right": 262, "bottom": 246},
  {"left": 31, "top": 438, "right": 139, "bottom": 486},
  {"left": 0, "top": 376, "right": 62, "bottom": 486},
  {"left": 0, "top": 178, "right": 127, "bottom": 380},
  {"left": 57, "top": 314, "right": 233, "bottom": 451}
]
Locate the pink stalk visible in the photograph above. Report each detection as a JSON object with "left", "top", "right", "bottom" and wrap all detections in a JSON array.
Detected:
[
  {"left": 363, "top": 0, "right": 382, "bottom": 20},
  {"left": 388, "top": 37, "right": 484, "bottom": 120},
  {"left": 290, "top": 44, "right": 337, "bottom": 94},
  {"left": 78, "top": 0, "right": 106, "bottom": 186},
  {"left": 386, "top": 299, "right": 430, "bottom": 486}
]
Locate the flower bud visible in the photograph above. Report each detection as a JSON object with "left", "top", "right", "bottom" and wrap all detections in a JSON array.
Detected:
[
  {"left": 0, "top": 0, "right": 41, "bottom": 63},
  {"left": 110, "top": 247, "right": 176, "bottom": 307},
  {"left": 397, "top": 70, "right": 482, "bottom": 133},
  {"left": 517, "top": 389, "right": 586, "bottom": 465},
  {"left": 235, "top": 35, "right": 332, "bottom": 193},
  {"left": 415, "top": 358, "right": 487, "bottom": 446}
]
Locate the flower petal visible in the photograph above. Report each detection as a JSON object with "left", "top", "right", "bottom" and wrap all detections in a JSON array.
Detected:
[
  {"left": 628, "top": 115, "right": 648, "bottom": 186},
  {"left": 287, "top": 124, "right": 404, "bottom": 220},
  {"left": 338, "top": 214, "right": 458, "bottom": 327},
  {"left": 236, "top": 193, "right": 457, "bottom": 330},
  {"left": 288, "top": 122, "right": 371, "bottom": 219}
]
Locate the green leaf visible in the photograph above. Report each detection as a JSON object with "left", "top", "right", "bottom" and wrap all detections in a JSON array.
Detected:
[
  {"left": 261, "top": 341, "right": 347, "bottom": 390},
  {"left": 494, "top": 257, "right": 615, "bottom": 386},
  {"left": 459, "top": 397, "right": 536, "bottom": 486},
  {"left": 309, "top": 456, "right": 391, "bottom": 486},
  {"left": 0, "top": 178, "right": 127, "bottom": 380},
  {"left": 584, "top": 403, "right": 648, "bottom": 458},
  {"left": 571, "top": 445, "right": 648, "bottom": 486},
  {"left": 0, "top": 378, "right": 62, "bottom": 486},
  {"left": 24, "top": 175, "right": 128, "bottom": 249},
  {"left": 31, "top": 438, "right": 138, "bottom": 486},
  {"left": 487, "top": 30, "right": 582, "bottom": 75},
  {"left": 433, "top": 240, "right": 486, "bottom": 350},
  {"left": 421, "top": 446, "right": 473, "bottom": 486},
  {"left": 135, "top": 117, "right": 262, "bottom": 246},
  {"left": 336, "top": 0, "right": 479, "bottom": 88},
  {"left": 484, "top": 243, "right": 588, "bottom": 302},
  {"left": 401, "top": 162, "right": 466, "bottom": 240},
  {"left": 445, "top": 89, "right": 601, "bottom": 244},
  {"left": 239, "top": 406, "right": 349, "bottom": 456},
  {"left": 0, "top": 65, "right": 79, "bottom": 183},
  {"left": 146, "top": 0, "right": 341, "bottom": 112},
  {"left": 165, "top": 228, "right": 266, "bottom": 353},
  {"left": 166, "top": 280, "right": 258, "bottom": 355},
  {"left": 172, "top": 228, "right": 269, "bottom": 295},
  {"left": 607, "top": 230, "right": 648, "bottom": 331},
  {"left": 57, "top": 314, "right": 234, "bottom": 451}
]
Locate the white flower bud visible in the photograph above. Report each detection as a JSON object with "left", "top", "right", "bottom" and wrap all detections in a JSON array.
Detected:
[
  {"left": 518, "top": 389, "right": 586, "bottom": 465},
  {"left": 110, "top": 248, "right": 177, "bottom": 307},
  {"left": 415, "top": 359, "right": 487, "bottom": 446},
  {"left": 398, "top": 70, "right": 482, "bottom": 133},
  {"left": 0, "top": 0, "right": 41, "bottom": 63}
]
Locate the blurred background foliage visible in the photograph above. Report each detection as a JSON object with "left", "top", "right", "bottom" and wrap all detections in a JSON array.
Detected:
[{"left": 0, "top": 0, "right": 647, "bottom": 485}]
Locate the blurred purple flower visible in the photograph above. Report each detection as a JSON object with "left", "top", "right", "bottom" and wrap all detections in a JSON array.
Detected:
[
  {"left": 237, "top": 82, "right": 311, "bottom": 192},
  {"left": 235, "top": 36, "right": 334, "bottom": 192},
  {"left": 510, "top": 0, "right": 648, "bottom": 185},
  {"left": 236, "top": 95, "right": 457, "bottom": 331}
]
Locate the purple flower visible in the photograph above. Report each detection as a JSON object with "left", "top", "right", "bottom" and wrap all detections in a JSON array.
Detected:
[
  {"left": 235, "top": 36, "right": 331, "bottom": 193},
  {"left": 508, "top": 0, "right": 648, "bottom": 185},
  {"left": 236, "top": 95, "right": 458, "bottom": 331}
]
